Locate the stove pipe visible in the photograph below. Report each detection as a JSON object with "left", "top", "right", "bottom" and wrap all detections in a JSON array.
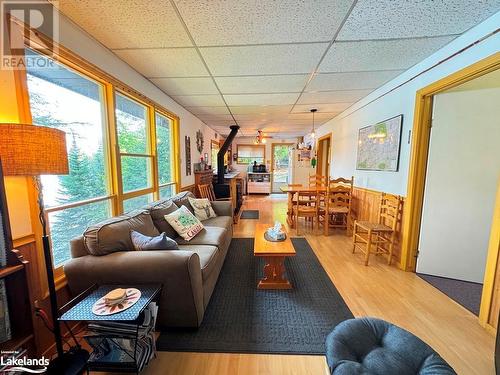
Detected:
[{"left": 217, "top": 125, "right": 239, "bottom": 185}]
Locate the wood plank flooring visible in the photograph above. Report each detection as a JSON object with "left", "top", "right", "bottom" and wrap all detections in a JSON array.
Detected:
[{"left": 141, "top": 194, "right": 494, "bottom": 375}]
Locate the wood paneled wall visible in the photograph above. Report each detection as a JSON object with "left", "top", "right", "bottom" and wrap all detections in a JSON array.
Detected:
[{"left": 351, "top": 187, "right": 406, "bottom": 265}]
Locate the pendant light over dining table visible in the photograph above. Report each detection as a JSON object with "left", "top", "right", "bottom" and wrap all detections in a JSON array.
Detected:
[{"left": 310, "top": 108, "right": 317, "bottom": 139}]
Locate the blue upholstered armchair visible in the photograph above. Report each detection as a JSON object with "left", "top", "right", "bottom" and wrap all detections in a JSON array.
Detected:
[{"left": 326, "top": 318, "right": 456, "bottom": 375}]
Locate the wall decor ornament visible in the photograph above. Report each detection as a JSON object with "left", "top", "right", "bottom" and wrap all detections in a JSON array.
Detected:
[
  {"left": 185, "top": 136, "right": 192, "bottom": 176},
  {"left": 196, "top": 130, "right": 204, "bottom": 154}
]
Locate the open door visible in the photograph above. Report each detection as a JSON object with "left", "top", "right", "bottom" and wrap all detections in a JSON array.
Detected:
[
  {"left": 317, "top": 134, "right": 331, "bottom": 179},
  {"left": 271, "top": 143, "right": 293, "bottom": 193}
]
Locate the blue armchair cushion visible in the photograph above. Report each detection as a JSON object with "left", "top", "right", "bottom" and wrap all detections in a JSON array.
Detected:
[{"left": 326, "top": 317, "right": 456, "bottom": 375}]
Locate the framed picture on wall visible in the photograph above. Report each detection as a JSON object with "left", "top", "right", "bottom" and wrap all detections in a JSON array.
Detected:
[{"left": 356, "top": 115, "right": 403, "bottom": 172}]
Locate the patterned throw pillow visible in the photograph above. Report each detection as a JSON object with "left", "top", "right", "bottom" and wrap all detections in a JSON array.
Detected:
[
  {"left": 130, "top": 230, "right": 179, "bottom": 251},
  {"left": 164, "top": 206, "right": 204, "bottom": 241},
  {"left": 188, "top": 197, "right": 217, "bottom": 221}
]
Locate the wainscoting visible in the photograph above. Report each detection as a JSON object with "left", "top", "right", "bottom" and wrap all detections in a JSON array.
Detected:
[{"left": 351, "top": 187, "right": 406, "bottom": 266}]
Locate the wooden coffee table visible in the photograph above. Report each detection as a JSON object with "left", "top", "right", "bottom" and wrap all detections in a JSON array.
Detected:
[{"left": 253, "top": 223, "right": 296, "bottom": 289}]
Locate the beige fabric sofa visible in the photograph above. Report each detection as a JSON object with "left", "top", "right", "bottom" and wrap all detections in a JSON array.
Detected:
[{"left": 64, "top": 192, "right": 232, "bottom": 328}]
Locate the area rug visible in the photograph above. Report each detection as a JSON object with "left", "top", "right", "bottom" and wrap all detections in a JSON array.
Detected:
[
  {"left": 157, "top": 238, "right": 353, "bottom": 354},
  {"left": 240, "top": 210, "right": 259, "bottom": 219},
  {"left": 417, "top": 273, "right": 482, "bottom": 316}
]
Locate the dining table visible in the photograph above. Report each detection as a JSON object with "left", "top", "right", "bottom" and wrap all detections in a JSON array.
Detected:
[{"left": 279, "top": 185, "right": 327, "bottom": 228}]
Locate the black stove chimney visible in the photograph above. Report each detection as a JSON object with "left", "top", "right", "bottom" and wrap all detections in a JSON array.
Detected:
[{"left": 217, "top": 125, "right": 239, "bottom": 185}]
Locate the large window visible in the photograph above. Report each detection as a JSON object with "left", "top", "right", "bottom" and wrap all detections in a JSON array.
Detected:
[
  {"left": 26, "top": 49, "right": 112, "bottom": 267},
  {"left": 24, "top": 48, "right": 180, "bottom": 269},
  {"left": 236, "top": 144, "right": 265, "bottom": 164}
]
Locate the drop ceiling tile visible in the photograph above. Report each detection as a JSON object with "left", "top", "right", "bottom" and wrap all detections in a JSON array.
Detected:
[
  {"left": 292, "top": 103, "right": 352, "bottom": 113},
  {"left": 186, "top": 106, "right": 230, "bottom": 116},
  {"left": 319, "top": 37, "right": 456, "bottom": 72},
  {"left": 224, "top": 93, "right": 300, "bottom": 106},
  {"left": 197, "top": 114, "right": 235, "bottom": 121},
  {"left": 114, "top": 48, "right": 209, "bottom": 78},
  {"left": 173, "top": 95, "right": 226, "bottom": 107},
  {"left": 57, "top": 0, "right": 192, "bottom": 49},
  {"left": 307, "top": 70, "right": 403, "bottom": 91},
  {"left": 200, "top": 44, "right": 328, "bottom": 76},
  {"left": 230, "top": 105, "right": 293, "bottom": 115},
  {"left": 215, "top": 75, "right": 309, "bottom": 94},
  {"left": 338, "top": 0, "right": 500, "bottom": 41},
  {"left": 151, "top": 77, "right": 219, "bottom": 95},
  {"left": 297, "top": 89, "right": 373, "bottom": 104},
  {"left": 174, "top": 0, "right": 354, "bottom": 45}
]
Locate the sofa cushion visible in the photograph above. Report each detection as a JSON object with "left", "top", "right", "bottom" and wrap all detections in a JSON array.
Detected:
[
  {"left": 130, "top": 230, "right": 179, "bottom": 251},
  {"left": 144, "top": 200, "right": 179, "bottom": 238},
  {"left": 175, "top": 226, "right": 228, "bottom": 247},
  {"left": 188, "top": 197, "right": 217, "bottom": 221},
  {"left": 171, "top": 191, "right": 195, "bottom": 213},
  {"left": 165, "top": 206, "right": 204, "bottom": 241},
  {"left": 177, "top": 244, "right": 219, "bottom": 281},
  {"left": 84, "top": 211, "right": 159, "bottom": 256},
  {"left": 202, "top": 216, "right": 232, "bottom": 232}
]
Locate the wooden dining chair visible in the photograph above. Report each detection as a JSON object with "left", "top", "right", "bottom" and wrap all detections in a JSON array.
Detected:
[
  {"left": 321, "top": 185, "right": 352, "bottom": 236},
  {"left": 352, "top": 193, "right": 403, "bottom": 266},
  {"left": 198, "top": 183, "right": 232, "bottom": 203},
  {"left": 309, "top": 174, "right": 327, "bottom": 188},
  {"left": 293, "top": 190, "right": 320, "bottom": 235}
]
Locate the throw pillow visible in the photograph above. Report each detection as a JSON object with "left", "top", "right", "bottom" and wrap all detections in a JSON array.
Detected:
[
  {"left": 164, "top": 205, "right": 204, "bottom": 241},
  {"left": 130, "top": 230, "right": 179, "bottom": 251},
  {"left": 188, "top": 197, "right": 217, "bottom": 221}
]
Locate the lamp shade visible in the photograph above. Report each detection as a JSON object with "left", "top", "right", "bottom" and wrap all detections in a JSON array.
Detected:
[{"left": 0, "top": 123, "right": 68, "bottom": 176}]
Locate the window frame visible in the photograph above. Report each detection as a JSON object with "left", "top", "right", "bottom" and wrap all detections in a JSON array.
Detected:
[
  {"left": 19, "top": 34, "right": 181, "bottom": 276},
  {"left": 236, "top": 144, "right": 266, "bottom": 165}
]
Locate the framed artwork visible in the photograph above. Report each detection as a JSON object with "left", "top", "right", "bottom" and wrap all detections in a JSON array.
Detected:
[
  {"left": 356, "top": 115, "right": 403, "bottom": 172},
  {"left": 185, "top": 136, "right": 192, "bottom": 176}
]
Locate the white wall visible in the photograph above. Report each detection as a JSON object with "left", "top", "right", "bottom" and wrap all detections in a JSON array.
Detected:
[
  {"left": 417, "top": 85, "right": 500, "bottom": 283},
  {"left": 316, "top": 11, "right": 500, "bottom": 195},
  {"left": 56, "top": 12, "right": 216, "bottom": 188}
]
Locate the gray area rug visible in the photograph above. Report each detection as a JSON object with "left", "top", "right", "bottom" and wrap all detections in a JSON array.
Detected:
[
  {"left": 417, "top": 273, "right": 482, "bottom": 316},
  {"left": 240, "top": 210, "right": 259, "bottom": 219},
  {"left": 157, "top": 238, "right": 353, "bottom": 354}
]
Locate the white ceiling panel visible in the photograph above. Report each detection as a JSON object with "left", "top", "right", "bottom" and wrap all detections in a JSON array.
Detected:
[
  {"left": 338, "top": 0, "right": 500, "bottom": 41},
  {"left": 229, "top": 105, "right": 293, "bottom": 115},
  {"left": 172, "top": 95, "right": 226, "bottom": 107},
  {"left": 151, "top": 77, "right": 219, "bottom": 95},
  {"left": 114, "top": 48, "right": 209, "bottom": 78},
  {"left": 196, "top": 114, "right": 235, "bottom": 121},
  {"left": 224, "top": 93, "right": 300, "bottom": 106},
  {"left": 307, "top": 70, "right": 404, "bottom": 91},
  {"left": 215, "top": 75, "right": 309, "bottom": 94},
  {"left": 292, "top": 103, "right": 353, "bottom": 114},
  {"left": 319, "top": 36, "right": 456, "bottom": 72},
  {"left": 174, "top": 0, "right": 354, "bottom": 46},
  {"left": 200, "top": 44, "right": 328, "bottom": 76},
  {"left": 57, "top": 0, "right": 192, "bottom": 49},
  {"left": 185, "top": 106, "right": 230, "bottom": 115},
  {"left": 298, "top": 89, "right": 373, "bottom": 104}
]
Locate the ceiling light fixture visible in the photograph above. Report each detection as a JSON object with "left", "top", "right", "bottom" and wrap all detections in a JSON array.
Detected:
[
  {"left": 310, "top": 108, "right": 317, "bottom": 139},
  {"left": 255, "top": 130, "right": 267, "bottom": 144}
]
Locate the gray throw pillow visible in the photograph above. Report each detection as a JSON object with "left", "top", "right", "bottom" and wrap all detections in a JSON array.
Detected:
[{"left": 130, "top": 230, "right": 179, "bottom": 251}]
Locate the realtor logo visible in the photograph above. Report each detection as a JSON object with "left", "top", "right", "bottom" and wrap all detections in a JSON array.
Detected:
[{"left": 1, "top": 0, "right": 59, "bottom": 70}]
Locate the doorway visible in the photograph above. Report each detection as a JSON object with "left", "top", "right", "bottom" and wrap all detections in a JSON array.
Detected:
[
  {"left": 317, "top": 134, "right": 331, "bottom": 179},
  {"left": 402, "top": 53, "right": 500, "bottom": 328},
  {"left": 416, "top": 69, "right": 500, "bottom": 315},
  {"left": 271, "top": 143, "right": 293, "bottom": 193}
]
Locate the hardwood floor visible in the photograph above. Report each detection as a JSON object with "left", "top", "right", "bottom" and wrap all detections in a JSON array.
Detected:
[{"left": 141, "top": 194, "right": 495, "bottom": 375}]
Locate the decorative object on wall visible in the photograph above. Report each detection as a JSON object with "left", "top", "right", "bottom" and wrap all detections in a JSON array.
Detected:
[
  {"left": 185, "top": 136, "right": 192, "bottom": 175},
  {"left": 196, "top": 129, "right": 204, "bottom": 154},
  {"left": 356, "top": 115, "right": 403, "bottom": 172}
]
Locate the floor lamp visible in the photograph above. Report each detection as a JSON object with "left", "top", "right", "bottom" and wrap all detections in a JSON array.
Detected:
[{"left": 0, "top": 123, "right": 88, "bottom": 374}]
